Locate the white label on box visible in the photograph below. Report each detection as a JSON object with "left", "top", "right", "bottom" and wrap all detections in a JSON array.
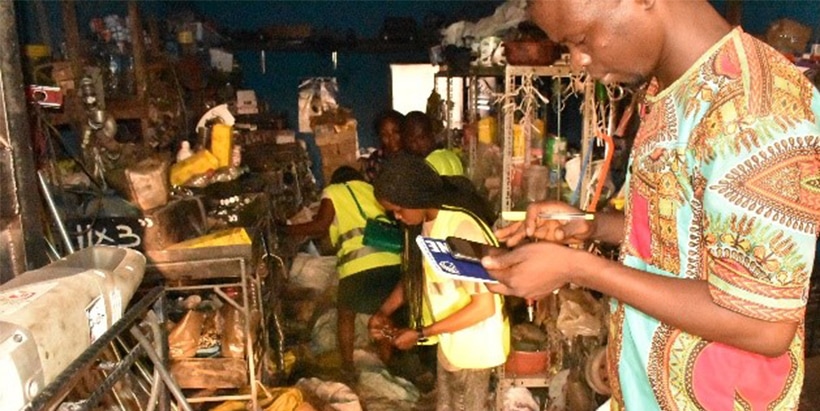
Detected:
[
  {"left": 110, "top": 289, "right": 123, "bottom": 323},
  {"left": 86, "top": 295, "right": 108, "bottom": 343}
]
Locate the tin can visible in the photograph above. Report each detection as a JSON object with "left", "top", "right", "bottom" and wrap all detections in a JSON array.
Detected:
[
  {"left": 543, "top": 135, "right": 567, "bottom": 191},
  {"left": 543, "top": 135, "right": 566, "bottom": 169}
]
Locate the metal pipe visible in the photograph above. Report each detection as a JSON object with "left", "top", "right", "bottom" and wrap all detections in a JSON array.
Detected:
[
  {"left": 143, "top": 311, "right": 164, "bottom": 411},
  {"left": 37, "top": 170, "right": 74, "bottom": 254},
  {"left": 129, "top": 327, "right": 193, "bottom": 411},
  {"left": 151, "top": 293, "right": 170, "bottom": 411},
  {"left": 43, "top": 237, "right": 60, "bottom": 261}
]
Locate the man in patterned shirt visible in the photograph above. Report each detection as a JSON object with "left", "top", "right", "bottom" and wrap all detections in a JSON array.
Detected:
[{"left": 483, "top": 0, "right": 820, "bottom": 409}]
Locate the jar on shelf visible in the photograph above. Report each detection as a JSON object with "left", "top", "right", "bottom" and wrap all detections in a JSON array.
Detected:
[{"left": 23, "top": 44, "right": 52, "bottom": 84}]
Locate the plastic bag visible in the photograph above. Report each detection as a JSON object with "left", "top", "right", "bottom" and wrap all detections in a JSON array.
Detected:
[
  {"left": 169, "top": 309, "right": 205, "bottom": 359},
  {"left": 221, "top": 302, "right": 245, "bottom": 358},
  {"left": 288, "top": 253, "right": 338, "bottom": 292},
  {"left": 556, "top": 300, "right": 600, "bottom": 339}
]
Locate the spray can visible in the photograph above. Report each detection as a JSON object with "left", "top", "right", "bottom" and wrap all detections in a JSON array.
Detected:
[{"left": 543, "top": 135, "right": 566, "bottom": 199}]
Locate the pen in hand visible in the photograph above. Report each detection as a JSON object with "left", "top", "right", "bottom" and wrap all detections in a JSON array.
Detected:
[
  {"left": 527, "top": 299, "right": 535, "bottom": 322},
  {"left": 499, "top": 211, "right": 595, "bottom": 222},
  {"left": 537, "top": 212, "right": 595, "bottom": 221}
]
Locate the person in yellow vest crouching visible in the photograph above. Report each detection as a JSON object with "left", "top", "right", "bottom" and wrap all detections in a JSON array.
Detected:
[{"left": 286, "top": 166, "right": 402, "bottom": 378}]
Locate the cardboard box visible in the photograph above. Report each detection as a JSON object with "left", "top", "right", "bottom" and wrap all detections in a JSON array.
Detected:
[
  {"left": 314, "top": 125, "right": 357, "bottom": 147},
  {"left": 123, "top": 157, "right": 170, "bottom": 211},
  {"left": 316, "top": 128, "right": 359, "bottom": 182},
  {"left": 51, "top": 61, "right": 75, "bottom": 91}
]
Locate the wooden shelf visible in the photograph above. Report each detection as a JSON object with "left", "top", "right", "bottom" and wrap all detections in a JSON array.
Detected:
[
  {"left": 107, "top": 98, "right": 149, "bottom": 119},
  {"left": 436, "top": 65, "right": 505, "bottom": 78},
  {"left": 45, "top": 97, "right": 149, "bottom": 127},
  {"left": 435, "top": 63, "right": 573, "bottom": 79}
]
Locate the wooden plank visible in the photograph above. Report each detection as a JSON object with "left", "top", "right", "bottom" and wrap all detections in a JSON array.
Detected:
[
  {"left": 60, "top": 0, "right": 83, "bottom": 82},
  {"left": 170, "top": 357, "right": 248, "bottom": 389},
  {"left": 127, "top": 1, "right": 147, "bottom": 101}
]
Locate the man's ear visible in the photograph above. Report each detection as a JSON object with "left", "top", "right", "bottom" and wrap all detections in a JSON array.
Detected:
[{"left": 634, "top": 0, "right": 656, "bottom": 11}]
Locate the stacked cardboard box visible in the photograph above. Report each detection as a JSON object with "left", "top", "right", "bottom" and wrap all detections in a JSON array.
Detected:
[{"left": 315, "top": 122, "right": 359, "bottom": 183}]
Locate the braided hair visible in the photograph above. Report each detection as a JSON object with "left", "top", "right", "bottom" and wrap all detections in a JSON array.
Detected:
[
  {"left": 373, "top": 155, "right": 497, "bottom": 329},
  {"left": 374, "top": 155, "right": 495, "bottom": 224}
]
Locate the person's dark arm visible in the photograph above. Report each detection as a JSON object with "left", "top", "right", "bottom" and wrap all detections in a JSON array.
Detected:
[
  {"left": 286, "top": 198, "right": 335, "bottom": 238},
  {"left": 495, "top": 201, "right": 625, "bottom": 246},
  {"left": 485, "top": 243, "right": 798, "bottom": 357}
]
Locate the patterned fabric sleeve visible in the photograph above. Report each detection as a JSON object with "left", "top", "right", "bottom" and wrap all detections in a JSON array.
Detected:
[{"left": 699, "top": 35, "right": 820, "bottom": 323}]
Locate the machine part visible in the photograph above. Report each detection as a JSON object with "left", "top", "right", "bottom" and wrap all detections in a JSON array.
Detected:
[
  {"left": 584, "top": 346, "right": 610, "bottom": 395},
  {"left": 0, "top": 246, "right": 145, "bottom": 391},
  {"left": 36, "top": 170, "right": 73, "bottom": 255},
  {"left": 23, "top": 287, "right": 180, "bottom": 411},
  {"left": 0, "top": 323, "right": 44, "bottom": 410}
]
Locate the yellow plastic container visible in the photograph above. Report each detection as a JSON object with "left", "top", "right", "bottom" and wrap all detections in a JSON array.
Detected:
[
  {"left": 170, "top": 149, "right": 219, "bottom": 186},
  {"left": 24, "top": 44, "right": 51, "bottom": 83},
  {"left": 166, "top": 228, "right": 251, "bottom": 250},
  {"left": 477, "top": 116, "right": 497, "bottom": 145},
  {"left": 513, "top": 124, "right": 525, "bottom": 159},
  {"left": 513, "top": 119, "right": 545, "bottom": 159},
  {"left": 210, "top": 123, "right": 233, "bottom": 168}
]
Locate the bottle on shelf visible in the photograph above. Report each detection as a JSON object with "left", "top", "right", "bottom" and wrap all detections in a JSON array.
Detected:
[{"left": 543, "top": 134, "right": 567, "bottom": 201}]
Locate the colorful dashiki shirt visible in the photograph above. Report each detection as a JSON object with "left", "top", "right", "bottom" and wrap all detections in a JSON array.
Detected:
[{"left": 611, "top": 27, "right": 820, "bottom": 410}]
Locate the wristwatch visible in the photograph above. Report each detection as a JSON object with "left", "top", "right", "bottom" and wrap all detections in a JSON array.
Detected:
[{"left": 416, "top": 326, "right": 428, "bottom": 343}]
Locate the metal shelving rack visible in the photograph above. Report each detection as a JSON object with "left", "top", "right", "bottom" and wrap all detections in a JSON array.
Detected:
[
  {"left": 495, "top": 64, "right": 598, "bottom": 410},
  {"left": 145, "top": 244, "right": 264, "bottom": 410},
  {"left": 436, "top": 64, "right": 603, "bottom": 410},
  {"left": 500, "top": 64, "right": 575, "bottom": 212},
  {"left": 437, "top": 66, "right": 505, "bottom": 180}
]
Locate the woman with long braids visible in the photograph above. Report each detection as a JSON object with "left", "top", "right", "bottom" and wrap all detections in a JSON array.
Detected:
[{"left": 367, "top": 155, "right": 509, "bottom": 410}]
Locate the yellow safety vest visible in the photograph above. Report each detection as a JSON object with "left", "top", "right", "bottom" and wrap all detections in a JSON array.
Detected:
[
  {"left": 421, "top": 207, "right": 510, "bottom": 369},
  {"left": 425, "top": 149, "right": 464, "bottom": 176},
  {"left": 325, "top": 181, "right": 401, "bottom": 279}
]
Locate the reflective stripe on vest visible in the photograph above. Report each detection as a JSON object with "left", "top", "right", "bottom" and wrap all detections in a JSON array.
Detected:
[
  {"left": 337, "top": 245, "right": 382, "bottom": 266},
  {"left": 339, "top": 227, "right": 364, "bottom": 243}
]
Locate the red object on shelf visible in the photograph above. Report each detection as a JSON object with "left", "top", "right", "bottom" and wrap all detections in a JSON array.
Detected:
[
  {"left": 505, "top": 350, "right": 549, "bottom": 375},
  {"left": 505, "top": 40, "right": 558, "bottom": 66}
]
